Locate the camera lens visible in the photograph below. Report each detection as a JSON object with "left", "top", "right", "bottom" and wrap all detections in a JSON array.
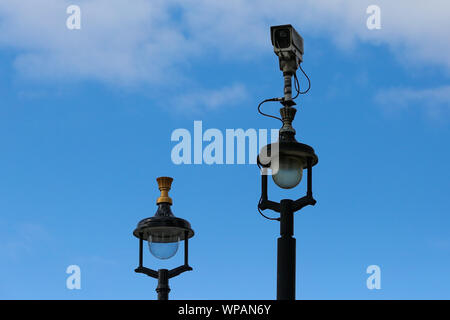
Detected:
[{"left": 274, "top": 28, "right": 290, "bottom": 48}]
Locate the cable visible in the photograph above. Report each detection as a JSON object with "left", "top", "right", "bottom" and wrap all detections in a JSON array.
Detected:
[
  {"left": 256, "top": 163, "right": 280, "bottom": 221},
  {"left": 297, "top": 64, "right": 311, "bottom": 94},
  {"left": 257, "top": 65, "right": 310, "bottom": 121},
  {"left": 286, "top": 65, "right": 310, "bottom": 102},
  {"left": 292, "top": 72, "right": 300, "bottom": 99},
  {"left": 258, "top": 198, "right": 280, "bottom": 221},
  {"left": 255, "top": 64, "right": 311, "bottom": 221},
  {"left": 257, "top": 98, "right": 283, "bottom": 122}
]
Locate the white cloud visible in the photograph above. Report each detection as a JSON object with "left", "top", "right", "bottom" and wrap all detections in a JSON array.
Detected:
[
  {"left": 0, "top": 0, "right": 195, "bottom": 84},
  {"left": 172, "top": 0, "right": 450, "bottom": 70},
  {"left": 0, "top": 222, "right": 51, "bottom": 260},
  {"left": 170, "top": 83, "right": 248, "bottom": 113},
  {"left": 0, "top": 0, "right": 449, "bottom": 109},
  {"left": 375, "top": 85, "right": 450, "bottom": 118}
]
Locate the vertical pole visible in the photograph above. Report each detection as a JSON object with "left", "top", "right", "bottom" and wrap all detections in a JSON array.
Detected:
[
  {"left": 283, "top": 72, "right": 293, "bottom": 102},
  {"left": 261, "top": 172, "right": 268, "bottom": 201},
  {"left": 156, "top": 269, "right": 170, "bottom": 300},
  {"left": 277, "top": 199, "right": 295, "bottom": 300},
  {"left": 139, "top": 234, "right": 143, "bottom": 268},
  {"left": 307, "top": 157, "right": 312, "bottom": 198},
  {"left": 184, "top": 231, "right": 189, "bottom": 266}
]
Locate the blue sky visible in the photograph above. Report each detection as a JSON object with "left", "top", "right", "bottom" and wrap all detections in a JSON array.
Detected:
[{"left": 0, "top": 1, "right": 449, "bottom": 299}]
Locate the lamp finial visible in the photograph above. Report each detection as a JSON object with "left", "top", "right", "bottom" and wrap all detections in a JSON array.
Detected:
[{"left": 156, "top": 177, "right": 173, "bottom": 205}]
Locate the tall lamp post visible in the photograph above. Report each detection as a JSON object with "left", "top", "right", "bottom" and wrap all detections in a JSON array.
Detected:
[
  {"left": 257, "top": 24, "right": 318, "bottom": 300},
  {"left": 133, "top": 177, "right": 194, "bottom": 300}
]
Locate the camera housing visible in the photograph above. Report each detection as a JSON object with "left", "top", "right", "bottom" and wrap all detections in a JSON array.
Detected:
[{"left": 271, "top": 24, "right": 304, "bottom": 73}]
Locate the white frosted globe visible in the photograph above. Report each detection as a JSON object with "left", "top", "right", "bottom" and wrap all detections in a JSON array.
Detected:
[
  {"left": 148, "top": 234, "right": 179, "bottom": 260},
  {"left": 271, "top": 156, "right": 304, "bottom": 189}
]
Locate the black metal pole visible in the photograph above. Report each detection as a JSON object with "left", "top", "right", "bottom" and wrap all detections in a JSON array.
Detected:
[
  {"left": 156, "top": 269, "right": 170, "bottom": 300},
  {"left": 139, "top": 236, "right": 143, "bottom": 268},
  {"left": 277, "top": 199, "right": 295, "bottom": 300},
  {"left": 184, "top": 230, "right": 189, "bottom": 265}
]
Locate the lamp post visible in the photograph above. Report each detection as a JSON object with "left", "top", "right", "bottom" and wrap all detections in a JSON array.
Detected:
[
  {"left": 257, "top": 25, "right": 318, "bottom": 300},
  {"left": 133, "top": 177, "right": 194, "bottom": 300},
  {"left": 257, "top": 123, "right": 318, "bottom": 300}
]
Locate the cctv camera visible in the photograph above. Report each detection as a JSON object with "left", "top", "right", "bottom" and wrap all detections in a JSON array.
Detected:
[{"left": 271, "top": 24, "right": 304, "bottom": 73}]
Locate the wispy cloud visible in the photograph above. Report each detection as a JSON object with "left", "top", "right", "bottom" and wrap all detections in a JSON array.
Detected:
[
  {"left": 1, "top": 0, "right": 450, "bottom": 111},
  {"left": 0, "top": 222, "right": 52, "bottom": 260},
  {"left": 375, "top": 85, "right": 450, "bottom": 118},
  {"left": 170, "top": 83, "right": 248, "bottom": 113},
  {"left": 0, "top": 0, "right": 194, "bottom": 85}
]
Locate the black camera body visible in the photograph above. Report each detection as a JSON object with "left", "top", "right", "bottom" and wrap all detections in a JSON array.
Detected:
[{"left": 270, "top": 24, "right": 304, "bottom": 73}]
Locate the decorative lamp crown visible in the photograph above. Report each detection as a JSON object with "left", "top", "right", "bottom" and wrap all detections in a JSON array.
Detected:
[{"left": 156, "top": 177, "right": 173, "bottom": 205}]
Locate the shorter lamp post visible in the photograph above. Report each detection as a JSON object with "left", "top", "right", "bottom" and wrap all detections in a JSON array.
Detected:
[{"left": 133, "top": 176, "right": 194, "bottom": 300}]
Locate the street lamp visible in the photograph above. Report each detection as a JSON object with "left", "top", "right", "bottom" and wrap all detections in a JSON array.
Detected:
[
  {"left": 257, "top": 24, "right": 318, "bottom": 300},
  {"left": 133, "top": 176, "right": 194, "bottom": 300}
]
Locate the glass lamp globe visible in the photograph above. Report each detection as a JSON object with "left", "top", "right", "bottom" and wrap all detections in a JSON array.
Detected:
[
  {"left": 271, "top": 155, "right": 304, "bottom": 189},
  {"left": 148, "top": 233, "right": 180, "bottom": 260}
]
